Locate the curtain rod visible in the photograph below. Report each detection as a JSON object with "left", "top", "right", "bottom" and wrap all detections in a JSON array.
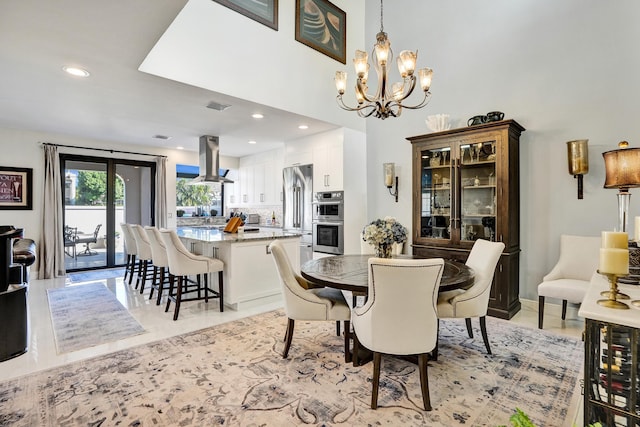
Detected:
[{"left": 41, "top": 142, "right": 167, "bottom": 159}]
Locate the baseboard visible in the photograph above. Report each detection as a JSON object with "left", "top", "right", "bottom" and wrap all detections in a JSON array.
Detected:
[{"left": 520, "top": 297, "right": 582, "bottom": 320}]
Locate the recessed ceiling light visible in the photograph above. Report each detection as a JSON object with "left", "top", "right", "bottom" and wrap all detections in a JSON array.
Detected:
[
  {"left": 298, "top": 124, "right": 309, "bottom": 130},
  {"left": 63, "top": 66, "right": 90, "bottom": 77},
  {"left": 252, "top": 113, "right": 264, "bottom": 119},
  {"left": 248, "top": 140, "right": 257, "bottom": 144},
  {"left": 152, "top": 134, "right": 172, "bottom": 140},
  {"left": 176, "top": 146, "right": 184, "bottom": 150}
]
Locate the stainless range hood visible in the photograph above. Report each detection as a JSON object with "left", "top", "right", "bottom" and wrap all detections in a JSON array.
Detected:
[{"left": 190, "top": 135, "right": 233, "bottom": 184}]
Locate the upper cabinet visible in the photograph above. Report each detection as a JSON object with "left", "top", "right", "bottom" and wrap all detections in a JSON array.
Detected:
[
  {"left": 233, "top": 148, "right": 283, "bottom": 207},
  {"left": 312, "top": 139, "right": 343, "bottom": 191},
  {"left": 408, "top": 120, "right": 525, "bottom": 319}
]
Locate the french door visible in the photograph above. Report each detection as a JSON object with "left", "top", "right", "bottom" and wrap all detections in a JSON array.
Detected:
[{"left": 61, "top": 154, "right": 156, "bottom": 272}]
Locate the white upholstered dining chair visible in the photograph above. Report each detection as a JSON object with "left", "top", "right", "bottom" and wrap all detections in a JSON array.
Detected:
[
  {"left": 130, "top": 224, "right": 155, "bottom": 294},
  {"left": 268, "top": 239, "right": 352, "bottom": 362},
  {"left": 537, "top": 234, "right": 600, "bottom": 329},
  {"left": 120, "top": 223, "right": 138, "bottom": 285},
  {"left": 159, "top": 229, "right": 224, "bottom": 320},
  {"left": 351, "top": 257, "right": 444, "bottom": 410},
  {"left": 144, "top": 226, "right": 172, "bottom": 306},
  {"left": 436, "top": 239, "right": 504, "bottom": 356}
]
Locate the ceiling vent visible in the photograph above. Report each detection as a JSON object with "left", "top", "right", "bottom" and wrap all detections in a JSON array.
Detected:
[{"left": 206, "top": 101, "right": 231, "bottom": 111}]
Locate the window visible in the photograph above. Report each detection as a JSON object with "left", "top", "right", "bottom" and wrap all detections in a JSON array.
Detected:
[{"left": 175, "top": 164, "right": 226, "bottom": 217}]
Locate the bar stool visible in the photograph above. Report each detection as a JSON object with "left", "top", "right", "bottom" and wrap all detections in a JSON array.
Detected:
[
  {"left": 130, "top": 224, "right": 154, "bottom": 294},
  {"left": 144, "top": 226, "right": 173, "bottom": 305},
  {"left": 159, "top": 229, "right": 224, "bottom": 320},
  {"left": 120, "top": 223, "right": 138, "bottom": 285}
]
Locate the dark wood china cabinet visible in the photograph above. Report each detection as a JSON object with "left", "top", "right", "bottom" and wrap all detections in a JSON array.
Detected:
[{"left": 407, "top": 120, "right": 525, "bottom": 319}]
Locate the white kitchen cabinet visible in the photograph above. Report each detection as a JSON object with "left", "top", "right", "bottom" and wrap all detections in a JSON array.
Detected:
[
  {"left": 181, "top": 235, "right": 300, "bottom": 310},
  {"left": 224, "top": 181, "right": 237, "bottom": 206},
  {"left": 313, "top": 139, "right": 343, "bottom": 191}
]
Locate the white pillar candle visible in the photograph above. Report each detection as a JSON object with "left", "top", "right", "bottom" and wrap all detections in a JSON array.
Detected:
[
  {"left": 635, "top": 217, "right": 640, "bottom": 241},
  {"left": 599, "top": 248, "right": 629, "bottom": 275},
  {"left": 602, "top": 231, "right": 628, "bottom": 249}
]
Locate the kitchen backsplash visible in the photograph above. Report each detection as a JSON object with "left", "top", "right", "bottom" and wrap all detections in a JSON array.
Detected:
[{"left": 226, "top": 206, "right": 283, "bottom": 227}]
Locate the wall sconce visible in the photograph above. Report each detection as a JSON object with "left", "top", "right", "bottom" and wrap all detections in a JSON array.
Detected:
[
  {"left": 567, "top": 139, "right": 589, "bottom": 199},
  {"left": 603, "top": 141, "right": 640, "bottom": 233},
  {"left": 383, "top": 163, "right": 399, "bottom": 202}
]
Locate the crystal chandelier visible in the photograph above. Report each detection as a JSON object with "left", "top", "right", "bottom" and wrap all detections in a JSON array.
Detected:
[{"left": 334, "top": 0, "right": 433, "bottom": 120}]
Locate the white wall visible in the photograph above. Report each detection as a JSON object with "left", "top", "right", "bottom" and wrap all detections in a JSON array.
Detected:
[
  {"left": 364, "top": 0, "right": 640, "bottom": 300},
  {"left": 139, "top": 0, "right": 366, "bottom": 133}
]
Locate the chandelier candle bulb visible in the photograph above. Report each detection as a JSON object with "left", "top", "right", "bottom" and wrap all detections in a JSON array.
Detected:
[
  {"left": 602, "top": 231, "right": 629, "bottom": 249},
  {"left": 599, "top": 248, "right": 629, "bottom": 275}
]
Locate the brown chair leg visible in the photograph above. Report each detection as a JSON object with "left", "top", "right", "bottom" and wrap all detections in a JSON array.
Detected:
[
  {"left": 343, "top": 320, "right": 351, "bottom": 363},
  {"left": 479, "top": 316, "right": 491, "bottom": 355},
  {"left": 139, "top": 260, "right": 149, "bottom": 294},
  {"left": 538, "top": 296, "right": 545, "bottom": 329},
  {"left": 465, "top": 318, "right": 473, "bottom": 338},
  {"left": 352, "top": 331, "right": 361, "bottom": 366},
  {"left": 135, "top": 258, "right": 143, "bottom": 289},
  {"left": 432, "top": 319, "right": 439, "bottom": 361},
  {"left": 156, "top": 268, "right": 166, "bottom": 306},
  {"left": 128, "top": 255, "right": 136, "bottom": 285},
  {"left": 283, "top": 318, "right": 295, "bottom": 359},
  {"left": 418, "top": 353, "right": 432, "bottom": 411},
  {"left": 172, "top": 275, "right": 184, "bottom": 321},
  {"left": 561, "top": 299, "right": 568, "bottom": 320},
  {"left": 336, "top": 321, "right": 341, "bottom": 337},
  {"left": 149, "top": 266, "right": 158, "bottom": 300},
  {"left": 371, "top": 352, "right": 382, "bottom": 409},
  {"left": 218, "top": 271, "right": 224, "bottom": 312}
]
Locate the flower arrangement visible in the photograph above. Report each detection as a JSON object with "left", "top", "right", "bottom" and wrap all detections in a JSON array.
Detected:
[{"left": 362, "top": 217, "right": 408, "bottom": 258}]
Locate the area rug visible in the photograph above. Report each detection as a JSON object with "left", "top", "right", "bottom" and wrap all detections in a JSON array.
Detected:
[
  {"left": 0, "top": 310, "right": 581, "bottom": 426},
  {"left": 47, "top": 282, "right": 145, "bottom": 354},
  {"left": 66, "top": 267, "right": 126, "bottom": 284}
]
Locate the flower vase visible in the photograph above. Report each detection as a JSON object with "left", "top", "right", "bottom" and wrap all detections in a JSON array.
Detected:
[{"left": 376, "top": 244, "right": 393, "bottom": 258}]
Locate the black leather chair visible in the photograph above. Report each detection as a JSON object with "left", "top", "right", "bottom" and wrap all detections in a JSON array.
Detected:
[{"left": 0, "top": 225, "right": 30, "bottom": 361}]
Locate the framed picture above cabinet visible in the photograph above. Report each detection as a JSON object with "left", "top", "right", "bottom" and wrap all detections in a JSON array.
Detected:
[{"left": 407, "top": 120, "right": 525, "bottom": 319}]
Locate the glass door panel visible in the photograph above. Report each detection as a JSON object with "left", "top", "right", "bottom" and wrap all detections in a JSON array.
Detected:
[
  {"left": 420, "top": 147, "right": 452, "bottom": 240},
  {"left": 64, "top": 160, "right": 108, "bottom": 270},
  {"left": 460, "top": 141, "right": 497, "bottom": 242}
]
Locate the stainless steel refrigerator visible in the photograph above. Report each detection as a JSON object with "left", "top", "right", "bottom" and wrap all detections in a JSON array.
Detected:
[{"left": 282, "top": 164, "right": 313, "bottom": 264}]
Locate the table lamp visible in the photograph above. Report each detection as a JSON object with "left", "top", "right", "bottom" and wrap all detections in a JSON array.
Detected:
[{"left": 602, "top": 141, "right": 640, "bottom": 233}]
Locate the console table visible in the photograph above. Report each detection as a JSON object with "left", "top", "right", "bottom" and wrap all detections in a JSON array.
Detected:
[{"left": 579, "top": 273, "right": 640, "bottom": 426}]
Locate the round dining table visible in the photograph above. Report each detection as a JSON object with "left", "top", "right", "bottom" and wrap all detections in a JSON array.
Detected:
[{"left": 300, "top": 254, "right": 475, "bottom": 295}]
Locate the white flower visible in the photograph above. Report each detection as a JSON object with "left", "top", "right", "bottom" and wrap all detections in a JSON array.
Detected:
[{"left": 362, "top": 217, "right": 408, "bottom": 247}]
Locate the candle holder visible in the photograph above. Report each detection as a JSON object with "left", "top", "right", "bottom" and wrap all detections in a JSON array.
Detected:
[{"left": 597, "top": 270, "right": 630, "bottom": 309}]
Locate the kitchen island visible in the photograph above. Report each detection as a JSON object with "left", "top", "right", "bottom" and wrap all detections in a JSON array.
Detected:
[{"left": 176, "top": 226, "right": 300, "bottom": 310}]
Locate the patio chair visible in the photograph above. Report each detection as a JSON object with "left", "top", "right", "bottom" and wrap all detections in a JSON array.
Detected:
[
  {"left": 64, "top": 226, "right": 78, "bottom": 258},
  {"left": 76, "top": 224, "right": 102, "bottom": 256}
]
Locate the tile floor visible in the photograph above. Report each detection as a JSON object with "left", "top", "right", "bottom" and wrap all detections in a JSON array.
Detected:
[{"left": 0, "top": 271, "right": 585, "bottom": 426}]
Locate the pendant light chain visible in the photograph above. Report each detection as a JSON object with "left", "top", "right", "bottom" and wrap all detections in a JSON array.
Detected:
[{"left": 380, "top": 0, "right": 384, "bottom": 33}]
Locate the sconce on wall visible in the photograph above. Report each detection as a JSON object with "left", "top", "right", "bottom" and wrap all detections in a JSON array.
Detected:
[
  {"left": 383, "top": 163, "right": 399, "bottom": 202},
  {"left": 567, "top": 139, "right": 589, "bottom": 199}
]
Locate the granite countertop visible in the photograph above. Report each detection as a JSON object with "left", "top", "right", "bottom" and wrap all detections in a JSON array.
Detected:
[{"left": 176, "top": 226, "right": 300, "bottom": 243}]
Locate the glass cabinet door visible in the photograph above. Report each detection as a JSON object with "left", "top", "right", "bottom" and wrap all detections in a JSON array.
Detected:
[
  {"left": 459, "top": 140, "right": 497, "bottom": 242},
  {"left": 420, "top": 146, "right": 452, "bottom": 240}
]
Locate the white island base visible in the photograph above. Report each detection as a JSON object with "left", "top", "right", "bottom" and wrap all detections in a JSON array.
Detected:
[{"left": 177, "top": 227, "right": 300, "bottom": 310}]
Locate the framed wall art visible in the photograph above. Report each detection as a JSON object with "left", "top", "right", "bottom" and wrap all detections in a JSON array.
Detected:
[
  {"left": 212, "top": 0, "right": 278, "bottom": 30},
  {"left": 0, "top": 167, "right": 33, "bottom": 210},
  {"left": 295, "top": 0, "right": 346, "bottom": 64}
]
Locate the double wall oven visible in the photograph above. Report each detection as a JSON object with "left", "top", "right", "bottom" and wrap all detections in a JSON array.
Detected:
[{"left": 312, "top": 191, "right": 344, "bottom": 255}]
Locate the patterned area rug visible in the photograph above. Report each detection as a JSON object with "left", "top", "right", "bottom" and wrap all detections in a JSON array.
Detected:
[
  {"left": 47, "top": 283, "right": 145, "bottom": 354},
  {"left": 0, "top": 310, "right": 581, "bottom": 426},
  {"left": 66, "top": 268, "right": 126, "bottom": 284}
]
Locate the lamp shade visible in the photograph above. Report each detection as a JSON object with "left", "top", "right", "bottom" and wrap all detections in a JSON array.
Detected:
[
  {"left": 603, "top": 146, "right": 640, "bottom": 189},
  {"left": 567, "top": 139, "right": 589, "bottom": 175}
]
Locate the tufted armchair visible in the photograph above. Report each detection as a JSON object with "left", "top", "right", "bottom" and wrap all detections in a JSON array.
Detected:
[{"left": 537, "top": 234, "right": 601, "bottom": 329}]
